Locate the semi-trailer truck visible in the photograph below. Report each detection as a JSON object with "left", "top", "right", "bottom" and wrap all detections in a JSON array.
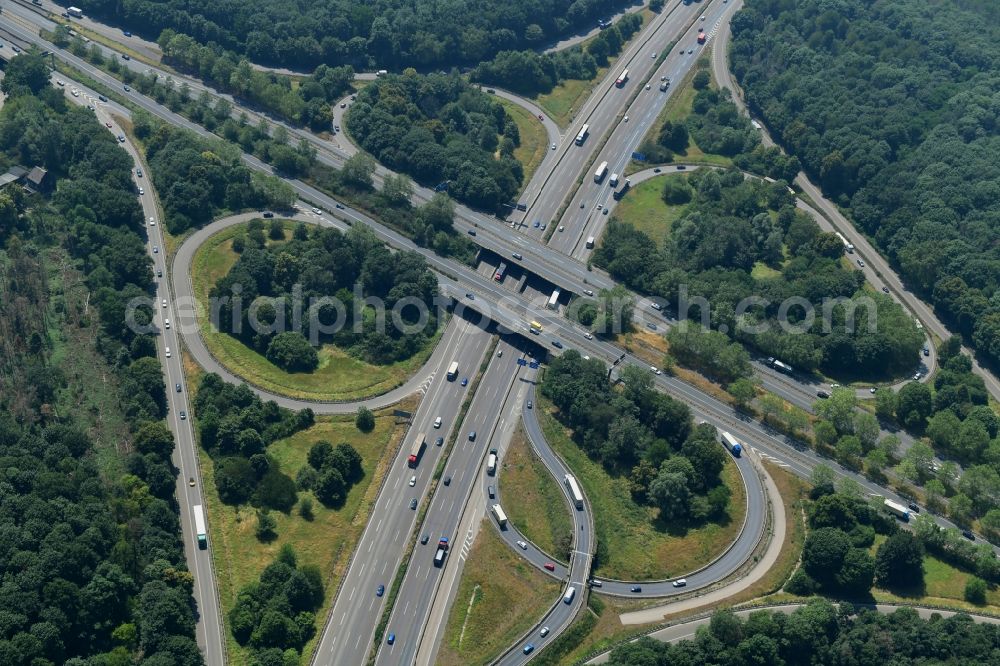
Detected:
[
  {"left": 594, "top": 161, "right": 608, "bottom": 183},
  {"left": 884, "top": 499, "right": 910, "bottom": 521},
  {"left": 767, "top": 357, "right": 794, "bottom": 374},
  {"left": 721, "top": 431, "right": 743, "bottom": 457},
  {"left": 613, "top": 179, "right": 631, "bottom": 200}
]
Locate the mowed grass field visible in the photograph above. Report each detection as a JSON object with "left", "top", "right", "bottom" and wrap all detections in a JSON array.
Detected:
[
  {"left": 499, "top": 426, "right": 574, "bottom": 559},
  {"left": 189, "top": 220, "right": 439, "bottom": 401},
  {"left": 201, "top": 405, "right": 411, "bottom": 663},
  {"left": 536, "top": 395, "right": 748, "bottom": 581},
  {"left": 611, "top": 174, "right": 690, "bottom": 248},
  {"left": 438, "top": 520, "right": 561, "bottom": 665}
]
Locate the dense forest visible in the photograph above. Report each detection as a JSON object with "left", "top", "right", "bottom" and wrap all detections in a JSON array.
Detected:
[
  {"left": 0, "top": 55, "right": 200, "bottom": 664},
  {"left": 131, "top": 114, "right": 296, "bottom": 234},
  {"left": 212, "top": 223, "right": 439, "bottom": 368},
  {"left": 542, "top": 352, "right": 734, "bottom": 526},
  {"left": 730, "top": 0, "right": 1000, "bottom": 369},
  {"left": 595, "top": 168, "right": 924, "bottom": 380},
  {"left": 73, "top": 0, "right": 632, "bottom": 70},
  {"left": 346, "top": 72, "right": 523, "bottom": 210},
  {"left": 606, "top": 598, "right": 1000, "bottom": 665}
]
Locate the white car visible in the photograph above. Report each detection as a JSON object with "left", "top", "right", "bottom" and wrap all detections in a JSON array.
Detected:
[
  {"left": 516, "top": 540, "right": 528, "bottom": 550},
  {"left": 701, "top": 14, "right": 706, "bottom": 20},
  {"left": 650, "top": 366, "right": 662, "bottom": 375},
  {"left": 164, "top": 318, "right": 170, "bottom": 329},
  {"left": 651, "top": 52, "right": 656, "bottom": 58},
  {"left": 408, "top": 475, "right": 416, "bottom": 487},
  {"left": 623, "top": 115, "right": 629, "bottom": 122},
  {"left": 551, "top": 143, "right": 556, "bottom": 150},
  {"left": 162, "top": 299, "right": 168, "bottom": 308},
  {"left": 71, "top": 88, "right": 80, "bottom": 97},
  {"left": 672, "top": 578, "right": 687, "bottom": 587},
  {"left": 138, "top": 187, "right": 144, "bottom": 195},
  {"left": 149, "top": 217, "right": 155, "bottom": 226},
  {"left": 540, "top": 627, "right": 550, "bottom": 637},
  {"left": 165, "top": 347, "right": 171, "bottom": 358},
  {"left": 584, "top": 332, "right": 593, "bottom": 340},
  {"left": 433, "top": 416, "right": 442, "bottom": 429},
  {"left": 645, "top": 84, "right": 651, "bottom": 90},
  {"left": 56, "top": 79, "right": 65, "bottom": 86},
  {"left": 312, "top": 207, "right": 321, "bottom": 214}
]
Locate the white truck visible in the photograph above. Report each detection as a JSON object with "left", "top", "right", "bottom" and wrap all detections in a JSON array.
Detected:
[
  {"left": 67, "top": 6, "right": 84, "bottom": 18},
  {"left": 609, "top": 173, "right": 619, "bottom": 187},
  {"left": 193, "top": 504, "right": 207, "bottom": 549},
  {"left": 884, "top": 499, "right": 910, "bottom": 521},
  {"left": 594, "top": 161, "right": 608, "bottom": 183},
  {"left": 721, "top": 431, "right": 743, "bottom": 457},
  {"left": 487, "top": 449, "right": 498, "bottom": 475}
]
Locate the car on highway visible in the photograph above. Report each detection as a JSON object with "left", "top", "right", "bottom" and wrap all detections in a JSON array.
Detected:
[
  {"left": 551, "top": 143, "right": 557, "bottom": 150},
  {"left": 188, "top": 477, "right": 195, "bottom": 486},
  {"left": 857, "top": 259, "right": 865, "bottom": 267},
  {"left": 558, "top": 225, "right": 564, "bottom": 232},
  {"left": 118, "top": 135, "right": 126, "bottom": 142},
  {"left": 650, "top": 366, "right": 661, "bottom": 375},
  {"left": 335, "top": 203, "right": 345, "bottom": 209},
  {"left": 467, "top": 228, "right": 476, "bottom": 236},
  {"left": 630, "top": 585, "right": 642, "bottom": 593},
  {"left": 512, "top": 252, "right": 523, "bottom": 260},
  {"left": 672, "top": 578, "right": 687, "bottom": 587},
  {"left": 624, "top": 115, "right": 629, "bottom": 122},
  {"left": 523, "top": 644, "right": 534, "bottom": 654},
  {"left": 340, "top": 102, "right": 347, "bottom": 108},
  {"left": 420, "top": 534, "right": 429, "bottom": 544},
  {"left": 584, "top": 332, "right": 594, "bottom": 339},
  {"left": 376, "top": 584, "right": 384, "bottom": 597},
  {"left": 136, "top": 168, "right": 142, "bottom": 177},
  {"left": 152, "top": 246, "right": 158, "bottom": 253},
  {"left": 537, "top": 114, "right": 544, "bottom": 121},
  {"left": 651, "top": 302, "right": 663, "bottom": 311},
  {"left": 409, "top": 498, "right": 417, "bottom": 510},
  {"left": 540, "top": 627, "right": 550, "bottom": 637},
  {"left": 179, "top": 411, "right": 186, "bottom": 420},
  {"left": 963, "top": 530, "right": 975, "bottom": 541},
  {"left": 386, "top": 633, "right": 395, "bottom": 645},
  {"left": 164, "top": 318, "right": 170, "bottom": 329},
  {"left": 583, "top": 289, "right": 594, "bottom": 296},
  {"left": 56, "top": 79, "right": 65, "bottom": 86},
  {"left": 652, "top": 52, "right": 656, "bottom": 58},
  {"left": 138, "top": 187, "right": 144, "bottom": 195},
  {"left": 688, "top": 48, "right": 694, "bottom": 54},
  {"left": 123, "top": 85, "right": 130, "bottom": 92},
  {"left": 161, "top": 299, "right": 167, "bottom": 308},
  {"left": 552, "top": 340, "right": 563, "bottom": 349},
  {"left": 435, "top": 436, "right": 444, "bottom": 446},
  {"left": 908, "top": 502, "right": 920, "bottom": 513},
  {"left": 105, "top": 121, "right": 113, "bottom": 128},
  {"left": 701, "top": 14, "right": 706, "bottom": 20},
  {"left": 433, "top": 416, "right": 442, "bottom": 428},
  {"left": 121, "top": 54, "right": 130, "bottom": 60},
  {"left": 589, "top": 579, "right": 603, "bottom": 587},
  {"left": 645, "top": 84, "right": 650, "bottom": 90},
  {"left": 882, "top": 286, "right": 890, "bottom": 293},
  {"left": 469, "top": 431, "right": 477, "bottom": 441},
  {"left": 176, "top": 383, "right": 182, "bottom": 393},
  {"left": 461, "top": 377, "right": 468, "bottom": 386},
  {"left": 526, "top": 400, "right": 532, "bottom": 409},
  {"left": 488, "top": 485, "right": 495, "bottom": 498},
  {"left": 312, "top": 207, "right": 321, "bottom": 214},
  {"left": 517, "top": 540, "right": 527, "bottom": 550},
  {"left": 817, "top": 390, "right": 830, "bottom": 399},
  {"left": 408, "top": 475, "right": 416, "bottom": 487},
  {"left": 923, "top": 346, "right": 930, "bottom": 356},
  {"left": 543, "top": 562, "right": 555, "bottom": 571},
  {"left": 149, "top": 217, "right": 155, "bottom": 225},
  {"left": 443, "top": 476, "right": 451, "bottom": 485},
  {"left": 603, "top": 208, "right": 609, "bottom": 215},
  {"left": 646, "top": 322, "right": 658, "bottom": 331},
  {"left": 156, "top": 269, "right": 162, "bottom": 277}
]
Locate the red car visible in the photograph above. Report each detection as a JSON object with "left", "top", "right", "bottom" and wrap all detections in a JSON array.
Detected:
[{"left": 543, "top": 562, "right": 555, "bottom": 572}]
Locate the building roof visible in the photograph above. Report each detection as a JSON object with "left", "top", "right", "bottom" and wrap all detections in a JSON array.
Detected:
[
  {"left": 26, "top": 166, "right": 48, "bottom": 187},
  {"left": 0, "top": 165, "right": 28, "bottom": 188}
]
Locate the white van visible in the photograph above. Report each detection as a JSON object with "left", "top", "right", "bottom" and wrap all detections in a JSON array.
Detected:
[
  {"left": 563, "top": 586, "right": 576, "bottom": 604},
  {"left": 433, "top": 416, "right": 442, "bottom": 429}
]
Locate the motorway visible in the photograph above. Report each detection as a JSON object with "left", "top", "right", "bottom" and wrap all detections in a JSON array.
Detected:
[
  {"left": 312, "top": 318, "right": 492, "bottom": 665},
  {"left": 374, "top": 338, "right": 533, "bottom": 665},
  {"left": 53, "top": 77, "right": 226, "bottom": 663}
]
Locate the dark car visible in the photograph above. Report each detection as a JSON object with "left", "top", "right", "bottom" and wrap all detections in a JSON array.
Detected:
[
  {"left": 98, "top": 95, "right": 108, "bottom": 102},
  {"left": 335, "top": 203, "right": 345, "bottom": 209},
  {"left": 124, "top": 31, "right": 132, "bottom": 37},
  {"left": 523, "top": 644, "right": 535, "bottom": 655},
  {"left": 908, "top": 502, "right": 920, "bottom": 513},
  {"left": 376, "top": 584, "right": 384, "bottom": 597},
  {"left": 630, "top": 585, "right": 642, "bottom": 593},
  {"left": 467, "top": 228, "right": 477, "bottom": 236},
  {"left": 262, "top": 211, "right": 274, "bottom": 218},
  {"left": 157, "top": 269, "right": 162, "bottom": 277},
  {"left": 461, "top": 377, "right": 468, "bottom": 386},
  {"left": 409, "top": 498, "right": 417, "bottom": 510},
  {"left": 963, "top": 530, "right": 975, "bottom": 541},
  {"left": 420, "top": 534, "right": 429, "bottom": 545},
  {"left": 676, "top": 165, "right": 686, "bottom": 170},
  {"left": 386, "top": 633, "right": 395, "bottom": 645},
  {"left": 435, "top": 436, "right": 444, "bottom": 447},
  {"left": 123, "top": 85, "right": 130, "bottom": 92},
  {"left": 469, "top": 431, "right": 477, "bottom": 441},
  {"left": 443, "top": 476, "right": 451, "bottom": 486},
  {"left": 488, "top": 485, "right": 495, "bottom": 499},
  {"left": 465, "top": 292, "right": 475, "bottom": 300},
  {"left": 923, "top": 347, "right": 930, "bottom": 356},
  {"left": 526, "top": 400, "right": 533, "bottom": 409},
  {"left": 176, "top": 383, "right": 182, "bottom": 393},
  {"left": 121, "top": 54, "right": 130, "bottom": 60},
  {"left": 551, "top": 340, "right": 563, "bottom": 349},
  {"left": 654, "top": 167, "right": 661, "bottom": 173},
  {"left": 817, "top": 390, "right": 830, "bottom": 399},
  {"left": 179, "top": 411, "right": 187, "bottom": 420}
]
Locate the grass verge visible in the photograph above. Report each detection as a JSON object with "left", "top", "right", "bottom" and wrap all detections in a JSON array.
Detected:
[
  {"left": 499, "top": 425, "right": 574, "bottom": 559},
  {"left": 498, "top": 98, "right": 549, "bottom": 188},
  {"left": 535, "top": 394, "right": 748, "bottom": 581},
  {"left": 201, "top": 403, "right": 412, "bottom": 663},
  {"left": 438, "top": 520, "right": 561, "bottom": 665},
  {"left": 188, "top": 220, "right": 440, "bottom": 401},
  {"left": 610, "top": 174, "right": 690, "bottom": 247}
]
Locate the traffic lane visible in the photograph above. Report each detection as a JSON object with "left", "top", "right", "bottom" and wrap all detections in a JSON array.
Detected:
[
  {"left": 20, "top": 0, "right": 162, "bottom": 61},
  {"left": 376, "top": 339, "right": 525, "bottom": 665},
  {"left": 317, "top": 324, "right": 491, "bottom": 665},
  {"left": 551, "top": 0, "right": 737, "bottom": 255},
  {"left": 521, "top": 0, "right": 708, "bottom": 228}
]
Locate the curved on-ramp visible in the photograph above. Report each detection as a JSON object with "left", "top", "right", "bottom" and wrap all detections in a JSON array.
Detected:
[
  {"left": 487, "top": 384, "right": 778, "bottom": 664},
  {"left": 170, "top": 210, "right": 462, "bottom": 414}
]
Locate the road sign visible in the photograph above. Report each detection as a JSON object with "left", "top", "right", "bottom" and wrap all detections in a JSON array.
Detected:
[
  {"left": 529, "top": 362, "right": 540, "bottom": 369},
  {"left": 517, "top": 358, "right": 528, "bottom": 366}
]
